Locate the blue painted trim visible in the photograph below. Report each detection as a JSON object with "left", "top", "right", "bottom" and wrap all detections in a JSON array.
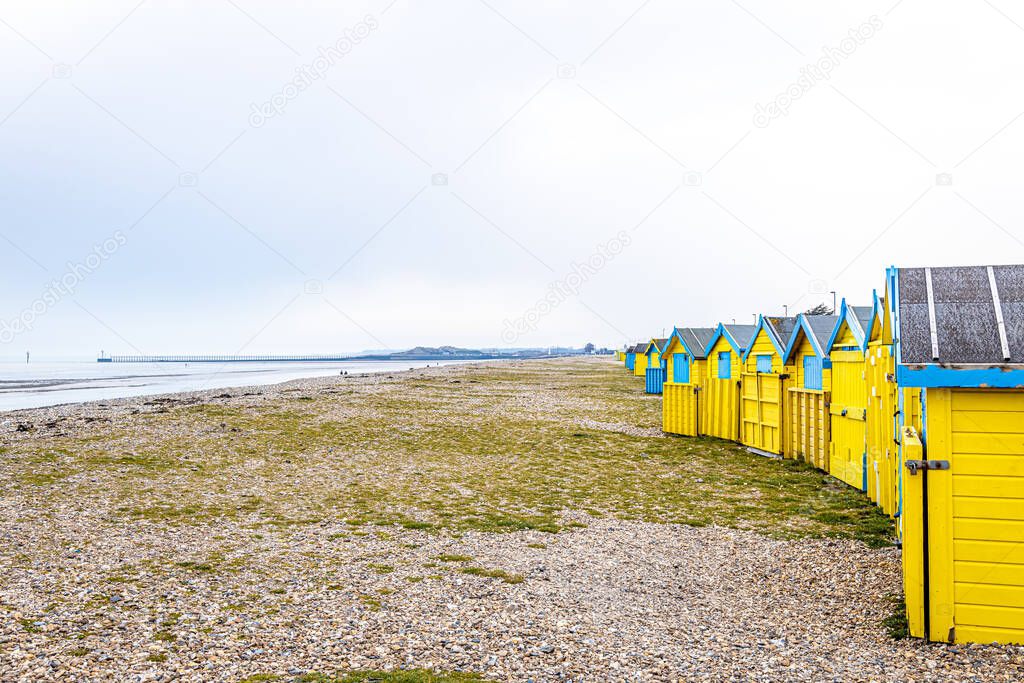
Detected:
[
  {"left": 896, "top": 364, "right": 1024, "bottom": 388},
  {"left": 718, "top": 351, "right": 732, "bottom": 379},
  {"left": 862, "top": 290, "right": 883, "bottom": 352},
  {"left": 704, "top": 323, "right": 744, "bottom": 357},
  {"left": 861, "top": 451, "right": 868, "bottom": 493},
  {"left": 782, "top": 314, "right": 827, "bottom": 364},
  {"left": 665, "top": 328, "right": 702, "bottom": 363},
  {"left": 803, "top": 355, "right": 823, "bottom": 390},
  {"left": 825, "top": 298, "right": 867, "bottom": 353},
  {"left": 740, "top": 315, "right": 786, "bottom": 362},
  {"left": 888, "top": 265, "right": 902, "bottom": 367}
]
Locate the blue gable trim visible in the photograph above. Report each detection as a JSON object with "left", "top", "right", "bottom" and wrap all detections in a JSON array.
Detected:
[
  {"left": 862, "top": 290, "right": 883, "bottom": 352},
  {"left": 704, "top": 323, "right": 742, "bottom": 358},
  {"left": 825, "top": 299, "right": 866, "bottom": 353},
  {"left": 740, "top": 315, "right": 785, "bottom": 362},
  {"left": 888, "top": 265, "right": 903, "bottom": 367},
  {"left": 782, "top": 314, "right": 826, "bottom": 364},
  {"left": 897, "top": 364, "right": 1024, "bottom": 388}
]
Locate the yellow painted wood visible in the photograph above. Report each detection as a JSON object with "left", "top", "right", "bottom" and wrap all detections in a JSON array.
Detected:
[
  {"left": 739, "top": 327, "right": 791, "bottom": 455},
  {"left": 925, "top": 388, "right": 955, "bottom": 643},
  {"left": 865, "top": 342, "right": 899, "bottom": 517},
  {"left": 901, "top": 426, "right": 926, "bottom": 639},
  {"left": 955, "top": 624, "right": 1024, "bottom": 644},
  {"left": 787, "top": 387, "right": 829, "bottom": 470},
  {"left": 830, "top": 346, "right": 868, "bottom": 492},
  {"left": 663, "top": 381, "right": 700, "bottom": 436},
  {"left": 903, "top": 388, "right": 1024, "bottom": 643},
  {"left": 703, "top": 335, "right": 742, "bottom": 441},
  {"left": 633, "top": 352, "right": 648, "bottom": 377},
  {"left": 954, "top": 559, "right": 1024, "bottom": 586}
]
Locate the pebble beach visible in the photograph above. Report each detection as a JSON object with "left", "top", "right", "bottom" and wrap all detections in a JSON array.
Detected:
[{"left": 1, "top": 357, "right": 1021, "bottom": 682}]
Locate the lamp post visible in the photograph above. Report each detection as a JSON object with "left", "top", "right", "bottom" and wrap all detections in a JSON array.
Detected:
[{"left": 829, "top": 291, "right": 837, "bottom": 314}]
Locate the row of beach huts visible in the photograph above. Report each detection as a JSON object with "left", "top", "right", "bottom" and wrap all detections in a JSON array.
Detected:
[{"left": 615, "top": 265, "right": 1024, "bottom": 645}]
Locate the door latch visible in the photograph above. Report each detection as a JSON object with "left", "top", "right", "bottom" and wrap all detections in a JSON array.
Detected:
[{"left": 905, "top": 460, "right": 950, "bottom": 475}]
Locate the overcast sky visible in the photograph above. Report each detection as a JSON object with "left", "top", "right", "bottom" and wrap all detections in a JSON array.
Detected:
[{"left": 2, "top": 0, "right": 1023, "bottom": 358}]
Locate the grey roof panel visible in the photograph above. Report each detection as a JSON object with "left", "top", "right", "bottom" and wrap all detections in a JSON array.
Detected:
[
  {"left": 898, "top": 264, "right": 1024, "bottom": 364},
  {"left": 679, "top": 327, "right": 717, "bottom": 359},
  {"left": 851, "top": 306, "right": 873, "bottom": 333},
  {"left": 805, "top": 315, "right": 839, "bottom": 351},
  {"left": 722, "top": 324, "right": 758, "bottom": 352},
  {"left": 765, "top": 316, "right": 797, "bottom": 348}
]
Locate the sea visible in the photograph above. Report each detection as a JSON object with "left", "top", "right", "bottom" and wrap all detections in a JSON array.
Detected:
[{"left": 0, "top": 359, "right": 469, "bottom": 412}]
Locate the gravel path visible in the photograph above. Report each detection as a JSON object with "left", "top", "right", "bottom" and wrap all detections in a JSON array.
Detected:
[{"left": 1, "top": 359, "right": 1022, "bottom": 681}]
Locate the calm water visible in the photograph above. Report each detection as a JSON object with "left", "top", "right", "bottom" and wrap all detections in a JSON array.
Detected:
[{"left": 0, "top": 359, "right": 468, "bottom": 412}]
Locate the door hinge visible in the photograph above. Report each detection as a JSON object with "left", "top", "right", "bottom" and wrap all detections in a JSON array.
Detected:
[{"left": 905, "top": 460, "right": 950, "bottom": 475}]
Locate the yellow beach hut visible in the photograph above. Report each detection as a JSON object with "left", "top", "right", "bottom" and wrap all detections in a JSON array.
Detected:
[
  {"left": 702, "top": 323, "right": 757, "bottom": 442},
  {"left": 644, "top": 338, "right": 669, "bottom": 394},
  {"left": 662, "top": 327, "right": 716, "bottom": 437},
  {"left": 781, "top": 314, "right": 839, "bottom": 471},
  {"left": 865, "top": 284, "right": 923, "bottom": 520},
  {"left": 825, "top": 300, "right": 874, "bottom": 493},
  {"left": 633, "top": 342, "right": 649, "bottom": 378},
  {"left": 739, "top": 315, "right": 797, "bottom": 457},
  {"left": 892, "top": 264, "right": 1024, "bottom": 644}
]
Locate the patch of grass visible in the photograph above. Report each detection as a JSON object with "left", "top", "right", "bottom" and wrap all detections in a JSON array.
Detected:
[
  {"left": 18, "top": 618, "right": 41, "bottom": 633},
  {"left": 883, "top": 593, "right": 910, "bottom": 639},
  {"left": 366, "top": 563, "right": 394, "bottom": 574},
  {"left": 69, "top": 647, "right": 90, "bottom": 656},
  {"left": 435, "top": 554, "right": 472, "bottom": 563},
  {"left": 153, "top": 630, "right": 175, "bottom": 643},
  {"left": 4, "top": 358, "right": 895, "bottom": 549},
  {"left": 526, "top": 542, "right": 547, "bottom": 549},
  {"left": 239, "top": 675, "right": 282, "bottom": 683},
  {"left": 147, "top": 653, "right": 168, "bottom": 663},
  {"left": 357, "top": 594, "right": 382, "bottom": 611},
  {"left": 175, "top": 560, "right": 217, "bottom": 573},
  {"left": 458, "top": 567, "right": 524, "bottom": 584}
]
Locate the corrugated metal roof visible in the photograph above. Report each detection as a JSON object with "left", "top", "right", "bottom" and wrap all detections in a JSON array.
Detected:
[
  {"left": 898, "top": 264, "right": 1024, "bottom": 364},
  {"left": 678, "top": 327, "right": 716, "bottom": 359}
]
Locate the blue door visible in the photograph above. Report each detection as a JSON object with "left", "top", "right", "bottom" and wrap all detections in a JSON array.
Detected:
[
  {"left": 803, "top": 355, "right": 823, "bottom": 390},
  {"left": 674, "top": 354, "right": 690, "bottom": 383}
]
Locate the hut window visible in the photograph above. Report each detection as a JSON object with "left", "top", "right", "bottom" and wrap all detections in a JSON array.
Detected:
[
  {"left": 718, "top": 351, "right": 731, "bottom": 379},
  {"left": 803, "top": 355, "right": 823, "bottom": 390},
  {"left": 756, "top": 354, "right": 773, "bottom": 373}
]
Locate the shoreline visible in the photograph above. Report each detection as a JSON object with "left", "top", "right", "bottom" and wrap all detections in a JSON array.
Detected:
[{"left": 0, "top": 359, "right": 490, "bottom": 418}]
